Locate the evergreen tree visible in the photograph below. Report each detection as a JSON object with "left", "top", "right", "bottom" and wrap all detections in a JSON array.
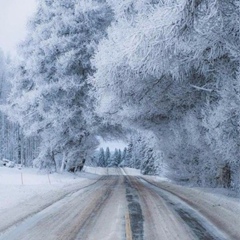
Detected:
[
  {"left": 118, "top": 149, "right": 122, "bottom": 166},
  {"left": 105, "top": 147, "right": 111, "bottom": 167},
  {"left": 110, "top": 148, "right": 119, "bottom": 167},
  {"left": 5, "top": 0, "right": 113, "bottom": 171},
  {"left": 0, "top": 50, "right": 40, "bottom": 166},
  {"left": 92, "top": 0, "right": 240, "bottom": 188},
  {"left": 119, "top": 147, "right": 127, "bottom": 166},
  {"left": 98, "top": 148, "right": 105, "bottom": 167},
  {"left": 125, "top": 140, "right": 133, "bottom": 167}
]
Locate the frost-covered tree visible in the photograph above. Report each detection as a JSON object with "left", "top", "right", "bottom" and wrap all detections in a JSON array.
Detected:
[
  {"left": 105, "top": 147, "right": 111, "bottom": 166},
  {"left": 123, "top": 131, "right": 163, "bottom": 175},
  {"left": 95, "top": 0, "right": 239, "bottom": 120},
  {"left": 119, "top": 147, "right": 127, "bottom": 167},
  {"left": 0, "top": 0, "right": 239, "bottom": 191},
  {"left": 109, "top": 148, "right": 119, "bottom": 167},
  {"left": 93, "top": 0, "right": 240, "bottom": 187},
  {"left": 122, "top": 147, "right": 127, "bottom": 161},
  {"left": 202, "top": 71, "right": 240, "bottom": 189},
  {"left": 98, "top": 147, "right": 105, "bottom": 167},
  {"left": 94, "top": 0, "right": 239, "bottom": 126},
  {"left": 124, "top": 140, "right": 133, "bottom": 167},
  {"left": 0, "top": 50, "right": 40, "bottom": 166},
  {"left": 4, "top": 0, "right": 113, "bottom": 171},
  {"left": 118, "top": 149, "right": 122, "bottom": 165}
]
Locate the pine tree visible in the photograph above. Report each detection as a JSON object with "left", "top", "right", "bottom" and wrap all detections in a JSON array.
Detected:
[
  {"left": 5, "top": 0, "right": 113, "bottom": 171},
  {"left": 110, "top": 148, "right": 119, "bottom": 167},
  {"left": 118, "top": 149, "right": 122, "bottom": 166},
  {"left": 92, "top": 0, "right": 240, "bottom": 187},
  {"left": 125, "top": 140, "right": 133, "bottom": 167},
  {"left": 119, "top": 147, "right": 127, "bottom": 167},
  {"left": 98, "top": 148, "right": 105, "bottom": 167},
  {"left": 105, "top": 147, "right": 111, "bottom": 167}
]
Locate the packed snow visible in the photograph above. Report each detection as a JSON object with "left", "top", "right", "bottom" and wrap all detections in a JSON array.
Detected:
[
  {"left": 1, "top": 166, "right": 240, "bottom": 239},
  {"left": 0, "top": 167, "right": 100, "bottom": 232}
]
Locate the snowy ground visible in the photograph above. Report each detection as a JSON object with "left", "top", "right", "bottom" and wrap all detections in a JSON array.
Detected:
[
  {"left": 0, "top": 166, "right": 100, "bottom": 232},
  {"left": 84, "top": 166, "right": 141, "bottom": 176},
  {"left": 142, "top": 176, "right": 240, "bottom": 239},
  {"left": 0, "top": 167, "right": 125, "bottom": 225},
  {"left": 0, "top": 166, "right": 240, "bottom": 239},
  {"left": 0, "top": 167, "right": 98, "bottom": 208}
]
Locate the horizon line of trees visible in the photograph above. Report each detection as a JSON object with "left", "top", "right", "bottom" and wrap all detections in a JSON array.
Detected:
[
  {"left": 92, "top": 137, "right": 163, "bottom": 176},
  {"left": 94, "top": 147, "right": 125, "bottom": 168}
]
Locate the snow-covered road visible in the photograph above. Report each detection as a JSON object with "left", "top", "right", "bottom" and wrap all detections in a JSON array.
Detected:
[{"left": 0, "top": 168, "right": 239, "bottom": 240}]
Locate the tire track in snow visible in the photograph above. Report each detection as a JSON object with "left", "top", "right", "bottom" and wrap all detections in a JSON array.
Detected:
[
  {"left": 124, "top": 177, "right": 144, "bottom": 240},
  {"left": 74, "top": 176, "right": 119, "bottom": 239},
  {"left": 139, "top": 177, "right": 228, "bottom": 240},
  {"left": 128, "top": 176, "right": 194, "bottom": 240},
  {"left": 0, "top": 176, "right": 113, "bottom": 240}
]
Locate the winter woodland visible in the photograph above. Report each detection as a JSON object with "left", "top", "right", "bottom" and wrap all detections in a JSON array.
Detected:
[{"left": 0, "top": 0, "right": 239, "bottom": 191}]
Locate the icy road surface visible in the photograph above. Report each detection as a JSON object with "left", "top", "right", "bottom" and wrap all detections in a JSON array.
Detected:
[{"left": 0, "top": 167, "right": 240, "bottom": 240}]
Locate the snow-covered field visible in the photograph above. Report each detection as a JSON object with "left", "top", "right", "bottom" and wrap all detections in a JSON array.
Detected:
[
  {"left": 0, "top": 166, "right": 101, "bottom": 232},
  {"left": 0, "top": 167, "right": 97, "bottom": 208}
]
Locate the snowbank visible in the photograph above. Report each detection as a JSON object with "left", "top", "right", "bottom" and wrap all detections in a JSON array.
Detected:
[
  {"left": 143, "top": 176, "right": 240, "bottom": 239},
  {"left": 121, "top": 167, "right": 141, "bottom": 176},
  {"left": 0, "top": 167, "right": 99, "bottom": 232},
  {"left": 83, "top": 166, "right": 131, "bottom": 175},
  {"left": 83, "top": 166, "right": 108, "bottom": 175}
]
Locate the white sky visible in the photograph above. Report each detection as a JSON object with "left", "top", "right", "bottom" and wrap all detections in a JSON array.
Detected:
[
  {"left": 97, "top": 137, "right": 127, "bottom": 151},
  {"left": 0, "top": 0, "right": 37, "bottom": 55}
]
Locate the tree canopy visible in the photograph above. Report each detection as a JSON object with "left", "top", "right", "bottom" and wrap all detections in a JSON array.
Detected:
[{"left": 2, "top": 0, "right": 240, "bottom": 190}]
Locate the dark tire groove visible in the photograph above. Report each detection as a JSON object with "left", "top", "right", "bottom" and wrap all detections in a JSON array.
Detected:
[
  {"left": 139, "top": 177, "right": 227, "bottom": 240},
  {"left": 124, "top": 177, "right": 144, "bottom": 240}
]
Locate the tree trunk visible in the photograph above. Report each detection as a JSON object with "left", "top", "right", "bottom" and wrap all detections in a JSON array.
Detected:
[{"left": 60, "top": 151, "right": 66, "bottom": 173}]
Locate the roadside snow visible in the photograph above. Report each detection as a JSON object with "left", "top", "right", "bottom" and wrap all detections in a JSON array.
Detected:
[
  {"left": 0, "top": 167, "right": 99, "bottom": 232},
  {"left": 0, "top": 167, "right": 99, "bottom": 210},
  {"left": 83, "top": 166, "right": 108, "bottom": 175},
  {"left": 0, "top": 166, "right": 141, "bottom": 232},
  {"left": 121, "top": 167, "right": 141, "bottom": 176},
  {"left": 143, "top": 176, "right": 240, "bottom": 239},
  {"left": 83, "top": 166, "right": 136, "bottom": 175}
]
